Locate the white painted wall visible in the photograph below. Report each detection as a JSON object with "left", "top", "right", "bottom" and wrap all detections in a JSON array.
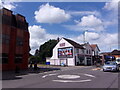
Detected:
[
  {"left": 50, "top": 38, "right": 75, "bottom": 66},
  {"left": 54, "top": 59, "right": 60, "bottom": 65},
  {"left": 50, "top": 59, "right": 55, "bottom": 65},
  {"left": 84, "top": 43, "right": 93, "bottom": 55},
  {"left": 51, "top": 38, "right": 74, "bottom": 59},
  {"left": 94, "top": 47, "right": 99, "bottom": 55},
  {"left": 67, "top": 58, "right": 75, "bottom": 66},
  {"left": 83, "top": 43, "right": 93, "bottom": 65}
]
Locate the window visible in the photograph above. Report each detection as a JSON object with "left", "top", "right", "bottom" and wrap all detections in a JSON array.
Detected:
[
  {"left": 2, "top": 15, "right": 11, "bottom": 25},
  {"left": 76, "top": 49, "right": 79, "bottom": 53},
  {"left": 87, "top": 50, "right": 89, "bottom": 54},
  {"left": 15, "top": 54, "right": 23, "bottom": 63},
  {"left": 17, "top": 20, "right": 28, "bottom": 30},
  {"left": 95, "top": 51, "right": 98, "bottom": 55},
  {"left": 11, "top": 15, "right": 17, "bottom": 27},
  {"left": 82, "top": 50, "right": 84, "bottom": 54},
  {"left": 89, "top": 49, "right": 91, "bottom": 54},
  {"left": 1, "top": 53, "right": 8, "bottom": 64},
  {"left": 16, "top": 37, "right": 23, "bottom": 46},
  {"left": 2, "top": 34, "right": 10, "bottom": 44}
]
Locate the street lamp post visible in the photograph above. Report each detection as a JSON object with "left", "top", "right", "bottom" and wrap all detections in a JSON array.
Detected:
[{"left": 83, "top": 30, "right": 88, "bottom": 44}]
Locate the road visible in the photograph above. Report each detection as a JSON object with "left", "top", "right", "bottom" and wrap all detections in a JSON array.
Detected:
[{"left": 2, "top": 66, "right": 119, "bottom": 88}]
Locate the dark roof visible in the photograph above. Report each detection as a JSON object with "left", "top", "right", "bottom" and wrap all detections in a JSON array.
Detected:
[
  {"left": 63, "top": 38, "right": 84, "bottom": 49},
  {"left": 111, "top": 50, "right": 120, "bottom": 55},
  {"left": 100, "top": 52, "right": 111, "bottom": 55}
]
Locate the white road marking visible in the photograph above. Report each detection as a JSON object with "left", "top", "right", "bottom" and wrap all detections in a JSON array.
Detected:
[
  {"left": 16, "top": 73, "right": 38, "bottom": 77},
  {"left": 42, "top": 73, "right": 58, "bottom": 78},
  {"left": 42, "top": 75, "right": 48, "bottom": 78},
  {"left": 44, "top": 72, "right": 49, "bottom": 74},
  {"left": 58, "top": 75, "right": 80, "bottom": 79},
  {"left": 53, "top": 79, "right": 91, "bottom": 83},
  {"left": 84, "top": 74, "right": 96, "bottom": 78}
]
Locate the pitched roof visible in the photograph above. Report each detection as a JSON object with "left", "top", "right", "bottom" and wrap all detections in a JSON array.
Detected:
[
  {"left": 90, "top": 44, "right": 100, "bottom": 51},
  {"left": 100, "top": 52, "right": 111, "bottom": 55},
  {"left": 111, "top": 50, "right": 120, "bottom": 55},
  {"left": 63, "top": 38, "right": 84, "bottom": 49}
]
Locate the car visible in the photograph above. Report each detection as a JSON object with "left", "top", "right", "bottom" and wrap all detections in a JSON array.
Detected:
[
  {"left": 103, "top": 61, "right": 119, "bottom": 72},
  {"left": 116, "top": 58, "right": 120, "bottom": 66}
]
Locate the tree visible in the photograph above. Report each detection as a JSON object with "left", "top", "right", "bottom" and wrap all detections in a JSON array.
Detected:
[
  {"left": 37, "top": 39, "right": 58, "bottom": 63},
  {"left": 29, "top": 56, "right": 40, "bottom": 64}
]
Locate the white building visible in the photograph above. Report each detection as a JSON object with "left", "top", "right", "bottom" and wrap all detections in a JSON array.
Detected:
[
  {"left": 50, "top": 38, "right": 94, "bottom": 66},
  {"left": 81, "top": 43, "right": 93, "bottom": 65},
  {"left": 90, "top": 44, "right": 100, "bottom": 64},
  {"left": 90, "top": 44, "right": 100, "bottom": 56}
]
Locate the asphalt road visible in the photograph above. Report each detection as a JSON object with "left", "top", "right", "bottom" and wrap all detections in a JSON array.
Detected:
[{"left": 2, "top": 66, "right": 120, "bottom": 88}]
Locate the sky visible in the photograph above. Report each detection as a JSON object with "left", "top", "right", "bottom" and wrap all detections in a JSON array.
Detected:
[{"left": 0, "top": 0, "right": 119, "bottom": 55}]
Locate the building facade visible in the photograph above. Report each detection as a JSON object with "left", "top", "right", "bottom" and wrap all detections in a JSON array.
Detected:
[
  {"left": 0, "top": 8, "right": 29, "bottom": 71},
  {"left": 111, "top": 50, "right": 120, "bottom": 59},
  {"left": 99, "top": 50, "right": 120, "bottom": 64},
  {"left": 81, "top": 43, "right": 93, "bottom": 65},
  {"left": 50, "top": 38, "right": 96, "bottom": 66},
  {"left": 90, "top": 44, "right": 100, "bottom": 64}
]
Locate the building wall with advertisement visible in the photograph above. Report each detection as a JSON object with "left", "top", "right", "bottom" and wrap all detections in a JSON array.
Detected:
[
  {"left": 50, "top": 38, "right": 75, "bottom": 66},
  {"left": 50, "top": 38, "right": 93, "bottom": 66},
  {"left": 50, "top": 38, "right": 95, "bottom": 66}
]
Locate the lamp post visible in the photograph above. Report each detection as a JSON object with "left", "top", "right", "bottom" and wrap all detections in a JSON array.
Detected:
[{"left": 83, "top": 30, "right": 88, "bottom": 44}]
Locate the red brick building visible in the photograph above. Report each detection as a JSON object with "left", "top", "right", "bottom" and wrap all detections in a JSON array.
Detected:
[{"left": 0, "top": 8, "right": 29, "bottom": 71}]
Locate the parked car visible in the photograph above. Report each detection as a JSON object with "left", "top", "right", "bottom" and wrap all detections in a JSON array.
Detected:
[
  {"left": 116, "top": 58, "right": 120, "bottom": 66},
  {"left": 103, "top": 61, "right": 119, "bottom": 72}
]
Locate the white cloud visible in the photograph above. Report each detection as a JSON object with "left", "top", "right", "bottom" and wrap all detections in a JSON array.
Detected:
[
  {"left": 0, "top": 0, "right": 19, "bottom": 10},
  {"left": 64, "top": 15, "right": 104, "bottom": 32},
  {"left": 29, "top": 25, "right": 62, "bottom": 55},
  {"left": 34, "top": 3, "right": 71, "bottom": 24},
  {"left": 103, "top": 0, "right": 119, "bottom": 11},
  {"left": 103, "top": 0, "right": 118, "bottom": 31},
  {"left": 78, "top": 15, "right": 104, "bottom": 30},
  {"left": 68, "top": 11, "right": 100, "bottom": 17},
  {"left": 72, "top": 32, "right": 118, "bottom": 52},
  {"left": 29, "top": 25, "right": 118, "bottom": 54}
]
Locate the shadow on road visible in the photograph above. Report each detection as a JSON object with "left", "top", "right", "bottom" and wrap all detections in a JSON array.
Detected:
[{"left": 2, "top": 67, "right": 60, "bottom": 80}]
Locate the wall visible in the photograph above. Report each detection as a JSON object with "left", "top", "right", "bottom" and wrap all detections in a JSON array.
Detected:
[
  {"left": 1, "top": 8, "right": 29, "bottom": 71},
  {"left": 50, "top": 38, "right": 75, "bottom": 66}
]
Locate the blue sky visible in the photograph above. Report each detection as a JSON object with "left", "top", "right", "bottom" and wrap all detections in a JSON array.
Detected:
[{"left": 0, "top": 0, "right": 119, "bottom": 54}]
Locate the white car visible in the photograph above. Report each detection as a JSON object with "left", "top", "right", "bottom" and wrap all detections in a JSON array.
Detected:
[
  {"left": 103, "top": 61, "right": 119, "bottom": 72},
  {"left": 116, "top": 58, "right": 120, "bottom": 66}
]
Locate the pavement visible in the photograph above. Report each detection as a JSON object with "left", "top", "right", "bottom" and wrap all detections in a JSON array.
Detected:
[{"left": 1, "top": 65, "right": 120, "bottom": 88}]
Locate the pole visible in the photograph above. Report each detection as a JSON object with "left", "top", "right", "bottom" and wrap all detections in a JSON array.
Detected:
[
  {"left": 83, "top": 30, "right": 88, "bottom": 44},
  {"left": 83, "top": 31, "right": 85, "bottom": 44}
]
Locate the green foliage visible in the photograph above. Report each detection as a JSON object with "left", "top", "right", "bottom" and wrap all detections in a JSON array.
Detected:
[
  {"left": 29, "top": 56, "right": 40, "bottom": 63},
  {"left": 38, "top": 39, "right": 57, "bottom": 62}
]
